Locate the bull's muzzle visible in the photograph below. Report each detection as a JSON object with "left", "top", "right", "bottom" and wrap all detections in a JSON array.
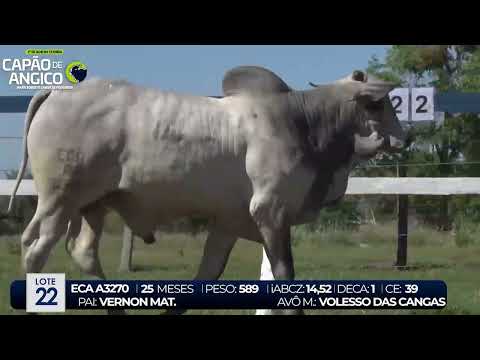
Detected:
[
  {"left": 354, "top": 132, "right": 384, "bottom": 156},
  {"left": 354, "top": 132, "right": 405, "bottom": 157},
  {"left": 384, "top": 135, "right": 405, "bottom": 152}
]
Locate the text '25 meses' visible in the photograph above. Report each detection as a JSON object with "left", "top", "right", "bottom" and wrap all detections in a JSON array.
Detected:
[{"left": 70, "top": 283, "right": 195, "bottom": 294}]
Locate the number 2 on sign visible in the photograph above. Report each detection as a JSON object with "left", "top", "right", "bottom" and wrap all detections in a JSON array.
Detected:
[
  {"left": 388, "top": 88, "right": 409, "bottom": 121},
  {"left": 411, "top": 88, "right": 434, "bottom": 121},
  {"left": 416, "top": 95, "right": 428, "bottom": 113},
  {"left": 391, "top": 95, "right": 403, "bottom": 114},
  {"left": 35, "top": 287, "right": 58, "bottom": 305}
]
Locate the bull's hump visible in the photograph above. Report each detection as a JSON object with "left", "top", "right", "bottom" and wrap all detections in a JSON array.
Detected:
[{"left": 222, "top": 66, "right": 292, "bottom": 96}]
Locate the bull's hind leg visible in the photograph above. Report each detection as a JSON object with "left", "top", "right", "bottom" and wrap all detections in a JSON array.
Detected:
[
  {"left": 20, "top": 206, "right": 43, "bottom": 261},
  {"left": 164, "top": 227, "right": 237, "bottom": 315},
  {"left": 22, "top": 201, "right": 70, "bottom": 273},
  {"left": 195, "top": 228, "right": 237, "bottom": 281},
  {"left": 69, "top": 205, "right": 107, "bottom": 279},
  {"left": 65, "top": 215, "right": 82, "bottom": 255},
  {"left": 68, "top": 204, "right": 126, "bottom": 315}
]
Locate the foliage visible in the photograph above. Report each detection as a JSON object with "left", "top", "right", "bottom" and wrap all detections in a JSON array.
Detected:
[
  {"left": 362, "top": 45, "right": 480, "bottom": 229},
  {"left": 303, "top": 199, "right": 362, "bottom": 233}
]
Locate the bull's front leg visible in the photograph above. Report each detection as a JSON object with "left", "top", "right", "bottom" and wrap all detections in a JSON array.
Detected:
[
  {"left": 245, "top": 138, "right": 313, "bottom": 315},
  {"left": 256, "top": 247, "right": 275, "bottom": 315},
  {"left": 249, "top": 193, "right": 303, "bottom": 315},
  {"left": 250, "top": 191, "right": 295, "bottom": 280}
]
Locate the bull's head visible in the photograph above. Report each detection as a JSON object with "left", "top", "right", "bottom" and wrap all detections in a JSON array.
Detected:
[
  {"left": 351, "top": 71, "right": 405, "bottom": 156},
  {"left": 309, "top": 70, "right": 406, "bottom": 158}
]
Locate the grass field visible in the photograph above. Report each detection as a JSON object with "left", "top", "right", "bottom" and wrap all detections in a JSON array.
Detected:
[{"left": 1, "top": 222, "right": 480, "bottom": 315}]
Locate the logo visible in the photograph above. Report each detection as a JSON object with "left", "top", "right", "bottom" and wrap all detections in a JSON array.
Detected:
[
  {"left": 66, "top": 61, "right": 87, "bottom": 84},
  {"left": 1, "top": 49, "right": 75, "bottom": 90},
  {"left": 26, "top": 273, "right": 65, "bottom": 312},
  {"left": 25, "top": 49, "right": 64, "bottom": 56}
]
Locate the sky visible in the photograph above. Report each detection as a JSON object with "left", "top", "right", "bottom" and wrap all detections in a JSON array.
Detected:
[{"left": 0, "top": 45, "right": 389, "bottom": 174}]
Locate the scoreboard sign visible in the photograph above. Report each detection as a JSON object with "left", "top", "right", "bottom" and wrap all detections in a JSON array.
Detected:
[
  {"left": 11, "top": 277, "right": 447, "bottom": 312},
  {"left": 389, "top": 87, "right": 435, "bottom": 122}
]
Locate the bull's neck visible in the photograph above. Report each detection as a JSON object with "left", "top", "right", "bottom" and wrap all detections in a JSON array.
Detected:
[
  {"left": 286, "top": 88, "right": 355, "bottom": 163},
  {"left": 285, "top": 88, "right": 358, "bottom": 222}
]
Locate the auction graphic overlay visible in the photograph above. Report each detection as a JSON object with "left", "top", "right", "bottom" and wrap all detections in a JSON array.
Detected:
[{"left": 11, "top": 275, "right": 447, "bottom": 312}]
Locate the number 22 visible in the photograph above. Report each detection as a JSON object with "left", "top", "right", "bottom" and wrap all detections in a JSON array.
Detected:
[
  {"left": 392, "top": 95, "right": 428, "bottom": 114},
  {"left": 35, "top": 287, "right": 58, "bottom": 305}
]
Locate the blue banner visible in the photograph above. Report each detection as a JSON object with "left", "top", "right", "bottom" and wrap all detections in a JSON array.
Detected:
[{"left": 11, "top": 279, "right": 447, "bottom": 311}]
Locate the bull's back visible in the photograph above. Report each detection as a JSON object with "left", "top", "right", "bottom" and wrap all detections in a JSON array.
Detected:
[
  {"left": 28, "top": 79, "right": 254, "bottom": 215},
  {"left": 26, "top": 84, "right": 131, "bottom": 206},
  {"left": 118, "top": 87, "right": 253, "bottom": 216}
]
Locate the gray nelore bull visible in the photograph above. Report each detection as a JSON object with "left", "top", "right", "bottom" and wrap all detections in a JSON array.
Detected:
[{"left": 8, "top": 66, "right": 405, "bottom": 315}]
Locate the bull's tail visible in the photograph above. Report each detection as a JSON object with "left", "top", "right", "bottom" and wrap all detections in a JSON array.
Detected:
[{"left": 6, "top": 90, "right": 51, "bottom": 214}]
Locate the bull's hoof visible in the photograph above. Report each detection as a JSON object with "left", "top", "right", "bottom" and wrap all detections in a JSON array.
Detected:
[{"left": 142, "top": 234, "right": 156, "bottom": 245}]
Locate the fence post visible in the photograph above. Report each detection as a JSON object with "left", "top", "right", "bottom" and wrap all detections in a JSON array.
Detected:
[
  {"left": 119, "top": 226, "right": 134, "bottom": 272},
  {"left": 395, "top": 163, "right": 409, "bottom": 267}
]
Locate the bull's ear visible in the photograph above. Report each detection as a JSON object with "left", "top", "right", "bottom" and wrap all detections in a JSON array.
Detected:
[{"left": 354, "top": 80, "right": 396, "bottom": 103}]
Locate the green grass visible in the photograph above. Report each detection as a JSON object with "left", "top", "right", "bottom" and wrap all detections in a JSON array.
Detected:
[{"left": 1, "top": 223, "right": 480, "bottom": 315}]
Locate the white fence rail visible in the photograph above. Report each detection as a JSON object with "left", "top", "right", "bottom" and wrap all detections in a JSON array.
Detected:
[
  {"left": 0, "top": 180, "right": 36, "bottom": 196},
  {"left": 2, "top": 178, "right": 480, "bottom": 196},
  {"left": 345, "top": 177, "right": 480, "bottom": 195}
]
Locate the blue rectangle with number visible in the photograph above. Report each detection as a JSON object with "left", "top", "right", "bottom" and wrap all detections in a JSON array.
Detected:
[{"left": 11, "top": 280, "right": 447, "bottom": 310}]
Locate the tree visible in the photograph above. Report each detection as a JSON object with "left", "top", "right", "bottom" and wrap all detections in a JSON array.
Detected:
[{"left": 364, "top": 45, "right": 480, "bottom": 230}]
